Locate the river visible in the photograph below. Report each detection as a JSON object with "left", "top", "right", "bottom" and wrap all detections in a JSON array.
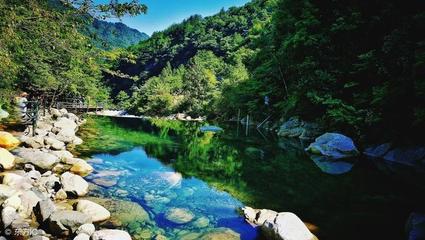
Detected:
[{"left": 74, "top": 116, "right": 425, "bottom": 240}]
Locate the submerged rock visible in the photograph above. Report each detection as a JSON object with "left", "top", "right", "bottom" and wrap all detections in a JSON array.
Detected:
[
  {"left": 199, "top": 228, "right": 240, "bottom": 240},
  {"left": 82, "top": 197, "right": 150, "bottom": 227},
  {"left": 0, "top": 147, "right": 15, "bottom": 170},
  {"left": 305, "top": 133, "right": 359, "bottom": 159},
  {"left": 92, "top": 229, "right": 132, "bottom": 240},
  {"left": 0, "top": 131, "right": 20, "bottom": 149},
  {"left": 192, "top": 217, "right": 210, "bottom": 228},
  {"left": 165, "top": 207, "right": 195, "bottom": 224}
]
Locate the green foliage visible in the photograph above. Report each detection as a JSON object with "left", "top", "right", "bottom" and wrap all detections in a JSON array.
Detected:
[
  {"left": 85, "top": 19, "right": 149, "bottom": 50},
  {"left": 0, "top": 0, "right": 135, "bottom": 107}
]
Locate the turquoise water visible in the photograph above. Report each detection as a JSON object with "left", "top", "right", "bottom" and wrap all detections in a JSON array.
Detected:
[
  {"left": 86, "top": 148, "right": 258, "bottom": 239},
  {"left": 77, "top": 117, "right": 425, "bottom": 240}
]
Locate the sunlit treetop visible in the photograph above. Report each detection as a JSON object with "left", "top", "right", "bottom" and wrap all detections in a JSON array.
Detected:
[{"left": 59, "top": 0, "right": 147, "bottom": 19}]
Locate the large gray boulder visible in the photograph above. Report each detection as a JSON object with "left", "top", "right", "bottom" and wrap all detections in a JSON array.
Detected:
[
  {"left": 305, "top": 133, "right": 359, "bottom": 159},
  {"left": 48, "top": 210, "right": 92, "bottom": 236},
  {"left": 92, "top": 229, "right": 132, "bottom": 240},
  {"left": 60, "top": 172, "right": 89, "bottom": 197},
  {"left": 13, "top": 148, "right": 59, "bottom": 170}
]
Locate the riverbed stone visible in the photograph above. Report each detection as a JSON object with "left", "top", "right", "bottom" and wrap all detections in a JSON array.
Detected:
[
  {"left": 2, "top": 206, "right": 19, "bottom": 227},
  {"left": 70, "top": 159, "right": 93, "bottom": 176},
  {"left": 192, "top": 217, "right": 210, "bottom": 228},
  {"left": 18, "top": 190, "right": 42, "bottom": 218},
  {"left": 75, "top": 199, "right": 111, "bottom": 222},
  {"left": 165, "top": 208, "right": 195, "bottom": 224},
  {"left": 0, "top": 184, "right": 17, "bottom": 199},
  {"left": 34, "top": 199, "right": 57, "bottom": 223},
  {"left": 13, "top": 148, "right": 59, "bottom": 170},
  {"left": 92, "top": 177, "right": 118, "bottom": 187},
  {"left": 54, "top": 189, "right": 68, "bottom": 200},
  {"left": 305, "top": 133, "right": 359, "bottom": 159},
  {"left": 83, "top": 197, "right": 150, "bottom": 227},
  {"left": 50, "top": 150, "right": 74, "bottom": 161},
  {"left": 48, "top": 210, "right": 92, "bottom": 236},
  {"left": 3, "top": 195, "right": 21, "bottom": 209},
  {"left": 0, "top": 147, "right": 15, "bottom": 170},
  {"left": 61, "top": 172, "right": 89, "bottom": 197},
  {"left": 200, "top": 228, "right": 240, "bottom": 240},
  {"left": 44, "top": 136, "right": 65, "bottom": 150},
  {"left": 92, "top": 229, "right": 132, "bottom": 240},
  {"left": 262, "top": 212, "right": 318, "bottom": 240},
  {"left": 0, "top": 131, "right": 20, "bottom": 149},
  {"left": 76, "top": 223, "right": 96, "bottom": 236},
  {"left": 20, "top": 135, "right": 45, "bottom": 149},
  {"left": 73, "top": 233, "right": 90, "bottom": 240},
  {"left": 54, "top": 117, "right": 77, "bottom": 131},
  {"left": 55, "top": 128, "right": 77, "bottom": 144},
  {"left": 2, "top": 172, "right": 33, "bottom": 191}
]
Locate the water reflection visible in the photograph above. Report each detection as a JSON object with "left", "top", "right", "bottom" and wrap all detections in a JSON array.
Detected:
[
  {"left": 76, "top": 117, "right": 425, "bottom": 240},
  {"left": 87, "top": 148, "right": 259, "bottom": 240}
]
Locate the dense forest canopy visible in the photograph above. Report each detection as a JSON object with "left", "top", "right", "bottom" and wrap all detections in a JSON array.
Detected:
[
  {"left": 1, "top": 0, "right": 424, "bottom": 145},
  {"left": 0, "top": 0, "right": 147, "bottom": 107},
  {"left": 108, "top": 0, "right": 425, "bottom": 144}
]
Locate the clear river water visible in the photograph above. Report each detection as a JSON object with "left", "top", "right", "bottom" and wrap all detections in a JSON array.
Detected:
[{"left": 74, "top": 116, "right": 425, "bottom": 240}]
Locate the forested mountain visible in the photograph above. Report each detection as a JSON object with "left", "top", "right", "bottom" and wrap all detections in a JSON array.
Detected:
[
  {"left": 85, "top": 19, "right": 149, "bottom": 50},
  {"left": 106, "top": 0, "right": 276, "bottom": 112},
  {"left": 109, "top": 0, "right": 425, "bottom": 144}
]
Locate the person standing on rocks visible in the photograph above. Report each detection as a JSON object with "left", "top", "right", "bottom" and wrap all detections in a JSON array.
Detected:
[{"left": 16, "top": 92, "right": 29, "bottom": 121}]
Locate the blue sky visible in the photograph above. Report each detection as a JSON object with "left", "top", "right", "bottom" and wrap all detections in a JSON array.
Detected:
[{"left": 96, "top": 0, "right": 251, "bottom": 35}]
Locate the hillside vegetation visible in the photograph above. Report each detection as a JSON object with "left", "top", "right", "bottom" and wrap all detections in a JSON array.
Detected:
[{"left": 109, "top": 0, "right": 425, "bottom": 144}]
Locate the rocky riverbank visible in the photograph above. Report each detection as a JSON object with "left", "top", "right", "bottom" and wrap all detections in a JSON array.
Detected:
[
  {"left": 242, "top": 207, "right": 318, "bottom": 240},
  {"left": 0, "top": 109, "right": 132, "bottom": 240}
]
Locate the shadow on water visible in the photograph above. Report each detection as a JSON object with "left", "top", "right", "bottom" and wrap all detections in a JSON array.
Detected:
[{"left": 76, "top": 116, "right": 425, "bottom": 240}]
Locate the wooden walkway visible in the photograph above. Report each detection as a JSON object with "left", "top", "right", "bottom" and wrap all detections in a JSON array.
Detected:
[{"left": 55, "top": 101, "right": 104, "bottom": 113}]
